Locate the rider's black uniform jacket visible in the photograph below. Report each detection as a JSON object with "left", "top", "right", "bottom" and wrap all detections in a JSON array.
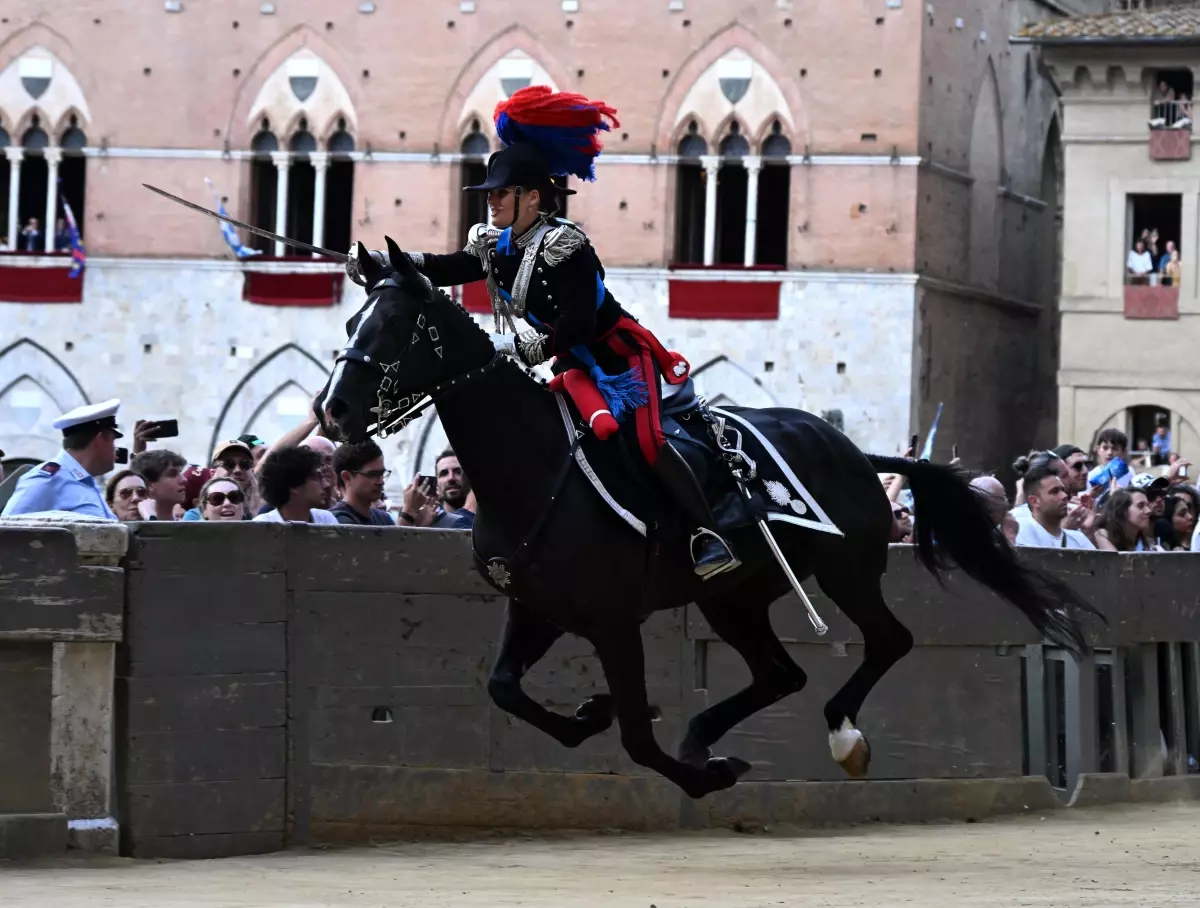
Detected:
[{"left": 409, "top": 218, "right": 626, "bottom": 366}]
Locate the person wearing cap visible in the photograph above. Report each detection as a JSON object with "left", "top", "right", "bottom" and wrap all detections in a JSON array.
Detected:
[
  {"left": 1052, "top": 444, "right": 1091, "bottom": 496},
  {"left": 1131, "top": 472, "right": 1171, "bottom": 521},
  {"left": 1, "top": 399, "right": 123, "bottom": 519},
  {"left": 238, "top": 433, "right": 269, "bottom": 467},
  {"left": 180, "top": 440, "right": 260, "bottom": 521},
  {"left": 357, "top": 86, "right": 734, "bottom": 579}
]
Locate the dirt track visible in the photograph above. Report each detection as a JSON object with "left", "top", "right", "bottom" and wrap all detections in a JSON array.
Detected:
[{"left": 4, "top": 804, "right": 1197, "bottom": 907}]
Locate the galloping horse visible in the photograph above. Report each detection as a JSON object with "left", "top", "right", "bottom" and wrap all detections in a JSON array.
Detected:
[{"left": 319, "top": 240, "right": 1100, "bottom": 799}]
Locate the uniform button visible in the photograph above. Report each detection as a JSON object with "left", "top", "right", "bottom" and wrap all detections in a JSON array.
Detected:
[
  {"left": 537, "top": 267, "right": 543, "bottom": 273},
  {"left": 547, "top": 294, "right": 553, "bottom": 300}
]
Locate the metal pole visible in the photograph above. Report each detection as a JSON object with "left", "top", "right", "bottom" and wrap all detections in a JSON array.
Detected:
[{"left": 745, "top": 488, "right": 828, "bottom": 635}]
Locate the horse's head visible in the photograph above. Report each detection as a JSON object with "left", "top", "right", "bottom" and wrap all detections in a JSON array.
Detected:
[{"left": 320, "top": 237, "right": 491, "bottom": 442}]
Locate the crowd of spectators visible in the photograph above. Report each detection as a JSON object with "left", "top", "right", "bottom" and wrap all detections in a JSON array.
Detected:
[
  {"left": 91, "top": 394, "right": 476, "bottom": 530},
  {"left": 1126, "top": 228, "right": 1182, "bottom": 287},
  {"left": 885, "top": 426, "right": 1199, "bottom": 553}
]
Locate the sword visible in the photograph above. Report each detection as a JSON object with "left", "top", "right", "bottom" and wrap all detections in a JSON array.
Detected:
[{"left": 141, "top": 183, "right": 351, "bottom": 262}]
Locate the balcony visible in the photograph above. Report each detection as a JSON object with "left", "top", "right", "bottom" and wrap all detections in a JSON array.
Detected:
[
  {"left": 1124, "top": 280, "right": 1179, "bottom": 320},
  {"left": 1149, "top": 99, "right": 1192, "bottom": 162}
]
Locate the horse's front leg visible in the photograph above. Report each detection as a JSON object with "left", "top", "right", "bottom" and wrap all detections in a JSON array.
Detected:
[
  {"left": 591, "top": 617, "right": 751, "bottom": 799},
  {"left": 488, "top": 600, "right": 616, "bottom": 748}
]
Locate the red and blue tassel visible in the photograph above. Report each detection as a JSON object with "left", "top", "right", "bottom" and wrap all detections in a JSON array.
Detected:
[{"left": 494, "top": 85, "right": 620, "bottom": 182}]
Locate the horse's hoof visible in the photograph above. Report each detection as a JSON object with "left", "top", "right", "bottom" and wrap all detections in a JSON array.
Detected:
[
  {"left": 706, "top": 755, "right": 753, "bottom": 788},
  {"left": 829, "top": 719, "right": 871, "bottom": 778}
]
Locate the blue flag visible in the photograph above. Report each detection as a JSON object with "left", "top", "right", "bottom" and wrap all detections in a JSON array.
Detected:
[
  {"left": 205, "top": 178, "right": 261, "bottom": 259},
  {"left": 919, "top": 402, "right": 943, "bottom": 462},
  {"left": 61, "top": 197, "right": 86, "bottom": 279}
]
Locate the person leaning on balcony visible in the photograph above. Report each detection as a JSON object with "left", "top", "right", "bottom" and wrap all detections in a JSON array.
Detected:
[
  {"left": 1165, "top": 248, "right": 1182, "bottom": 286},
  {"left": 1150, "top": 80, "right": 1176, "bottom": 128},
  {"left": 1127, "top": 240, "right": 1154, "bottom": 284}
]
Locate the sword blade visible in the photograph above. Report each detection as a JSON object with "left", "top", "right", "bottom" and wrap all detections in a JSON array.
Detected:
[{"left": 141, "top": 183, "right": 350, "bottom": 262}]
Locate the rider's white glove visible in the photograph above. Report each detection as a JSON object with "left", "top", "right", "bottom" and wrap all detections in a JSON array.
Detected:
[
  {"left": 491, "top": 330, "right": 549, "bottom": 367},
  {"left": 490, "top": 333, "right": 517, "bottom": 357}
]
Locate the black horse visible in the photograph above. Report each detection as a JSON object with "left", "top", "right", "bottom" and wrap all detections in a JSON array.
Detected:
[{"left": 320, "top": 239, "right": 1099, "bottom": 799}]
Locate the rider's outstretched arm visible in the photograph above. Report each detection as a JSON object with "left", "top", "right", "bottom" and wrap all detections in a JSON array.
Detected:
[{"left": 407, "top": 248, "right": 487, "bottom": 287}]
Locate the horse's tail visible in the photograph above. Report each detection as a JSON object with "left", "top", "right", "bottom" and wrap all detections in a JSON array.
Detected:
[{"left": 867, "top": 455, "right": 1105, "bottom": 659}]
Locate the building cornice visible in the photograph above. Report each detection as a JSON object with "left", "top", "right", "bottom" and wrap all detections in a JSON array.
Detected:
[{"left": 73, "top": 146, "right": 923, "bottom": 169}]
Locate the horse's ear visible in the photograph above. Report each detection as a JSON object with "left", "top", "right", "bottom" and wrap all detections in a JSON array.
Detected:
[
  {"left": 354, "top": 241, "right": 380, "bottom": 284},
  {"left": 384, "top": 236, "right": 422, "bottom": 281}
]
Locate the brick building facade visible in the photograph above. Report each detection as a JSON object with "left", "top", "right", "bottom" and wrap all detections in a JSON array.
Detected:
[{"left": 0, "top": 0, "right": 1094, "bottom": 482}]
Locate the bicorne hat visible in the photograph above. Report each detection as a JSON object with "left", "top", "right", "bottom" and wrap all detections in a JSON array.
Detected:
[{"left": 463, "top": 143, "right": 576, "bottom": 194}]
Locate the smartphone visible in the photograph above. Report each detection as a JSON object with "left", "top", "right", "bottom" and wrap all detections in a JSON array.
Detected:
[
  {"left": 115, "top": 447, "right": 129, "bottom": 465},
  {"left": 909, "top": 434, "right": 919, "bottom": 457},
  {"left": 418, "top": 474, "right": 437, "bottom": 495},
  {"left": 1181, "top": 465, "right": 1189, "bottom": 478},
  {"left": 952, "top": 444, "right": 959, "bottom": 461},
  {"left": 149, "top": 419, "right": 179, "bottom": 439}
]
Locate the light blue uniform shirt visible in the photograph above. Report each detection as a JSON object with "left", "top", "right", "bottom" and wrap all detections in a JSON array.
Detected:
[{"left": 0, "top": 449, "right": 117, "bottom": 520}]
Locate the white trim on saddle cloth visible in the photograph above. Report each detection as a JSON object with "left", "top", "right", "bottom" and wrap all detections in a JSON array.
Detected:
[
  {"left": 710, "top": 407, "right": 844, "bottom": 538},
  {"left": 555, "top": 393, "right": 648, "bottom": 537}
]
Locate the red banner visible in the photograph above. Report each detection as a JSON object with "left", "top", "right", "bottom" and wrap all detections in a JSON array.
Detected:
[
  {"left": 0, "top": 259, "right": 83, "bottom": 303},
  {"left": 667, "top": 278, "right": 781, "bottom": 319},
  {"left": 243, "top": 270, "right": 344, "bottom": 307}
]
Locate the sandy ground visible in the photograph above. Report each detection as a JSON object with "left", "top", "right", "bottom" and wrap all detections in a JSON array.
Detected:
[{"left": 3, "top": 804, "right": 1198, "bottom": 907}]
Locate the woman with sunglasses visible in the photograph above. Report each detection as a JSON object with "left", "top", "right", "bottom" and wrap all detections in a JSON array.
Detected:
[
  {"left": 104, "top": 469, "right": 148, "bottom": 522},
  {"left": 198, "top": 476, "right": 246, "bottom": 523}
]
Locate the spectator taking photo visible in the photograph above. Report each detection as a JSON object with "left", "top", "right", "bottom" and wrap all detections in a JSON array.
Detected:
[{"left": 1014, "top": 460, "right": 1096, "bottom": 550}]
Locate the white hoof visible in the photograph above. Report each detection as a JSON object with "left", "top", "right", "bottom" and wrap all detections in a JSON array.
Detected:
[{"left": 829, "top": 718, "right": 871, "bottom": 778}]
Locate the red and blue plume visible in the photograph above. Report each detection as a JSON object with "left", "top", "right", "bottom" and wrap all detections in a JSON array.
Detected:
[{"left": 493, "top": 85, "right": 620, "bottom": 182}]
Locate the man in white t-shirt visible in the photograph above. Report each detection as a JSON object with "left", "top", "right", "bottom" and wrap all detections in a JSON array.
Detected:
[
  {"left": 1015, "top": 462, "right": 1096, "bottom": 550},
  {"left": 252, "top": 444, "right": 338, "bottom": 525}
]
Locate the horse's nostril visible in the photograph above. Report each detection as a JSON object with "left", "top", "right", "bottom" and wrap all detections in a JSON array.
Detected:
[{"left": 326, "top": 397, "right": 347, "bottom": 421}]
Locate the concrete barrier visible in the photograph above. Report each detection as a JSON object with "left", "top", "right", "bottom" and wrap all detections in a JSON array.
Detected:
[{"left": 1, "top": 520, "right": 1197, "bottom": 859}]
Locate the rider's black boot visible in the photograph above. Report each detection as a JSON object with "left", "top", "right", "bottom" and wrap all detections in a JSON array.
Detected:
[{"left": 652, "top": 443, "right": 737, "bottom": 579}]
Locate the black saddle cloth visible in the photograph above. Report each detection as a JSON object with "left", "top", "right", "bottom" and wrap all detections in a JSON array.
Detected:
[{"left": 565, "top": 378, "right": 772, "bottom": 537}]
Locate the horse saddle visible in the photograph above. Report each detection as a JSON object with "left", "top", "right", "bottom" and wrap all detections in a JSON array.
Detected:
[{"left": 562, "top": 378, "right": 843, "bottom": 540}]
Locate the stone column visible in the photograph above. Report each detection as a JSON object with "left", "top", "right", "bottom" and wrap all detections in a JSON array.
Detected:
[
  {"left": 270, "top": 151, "right": 291, "bottom": 257},
  {"left": 742, "top": 155, "right": 762, "bottom": 268},
  {"left": 310, "top": 151, "right": 330, "bottom": 254},
  {"left": 43, "top": 148, "right": 62, "bottom": 253},
  {"left": 700, "top": 154, "right": 720, "bottom": 267},
  {"left": 7, "top": 147, "right": 23, "bottom": 250}
]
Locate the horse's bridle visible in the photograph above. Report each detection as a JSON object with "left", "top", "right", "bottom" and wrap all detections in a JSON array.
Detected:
[{"left": 333, "top": 274, "right": 507, "bottom": 439}]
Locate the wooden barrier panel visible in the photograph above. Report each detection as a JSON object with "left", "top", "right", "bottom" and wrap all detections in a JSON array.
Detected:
[
  {"left": 31, "top": 524, "right": 1186, "bottom": 854},
  {"left": 118, "top": 523, "right": 288, "bottom": 859}
]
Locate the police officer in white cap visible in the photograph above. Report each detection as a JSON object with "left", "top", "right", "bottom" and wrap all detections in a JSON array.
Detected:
[{"left": 1, "top": 399, "right": 124, "bottom": 519}]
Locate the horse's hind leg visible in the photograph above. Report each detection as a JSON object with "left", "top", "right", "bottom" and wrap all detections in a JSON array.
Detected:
[
  {"left": 813, "top": 565, "right": 914, "bottom": 778},
  {"left": 676, "top": 578, "right": 806, "bottom": 768},
  {"left": 591, "top": 617, "right": 751, "bottom": 798},
  {"left": 488, "top": 600, "right": 615, "bottom": 748}
]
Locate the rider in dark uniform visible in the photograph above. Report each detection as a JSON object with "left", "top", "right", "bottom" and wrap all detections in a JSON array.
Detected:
[{"left": 392, "top": 86, "right": 735, "bottom": 579}]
